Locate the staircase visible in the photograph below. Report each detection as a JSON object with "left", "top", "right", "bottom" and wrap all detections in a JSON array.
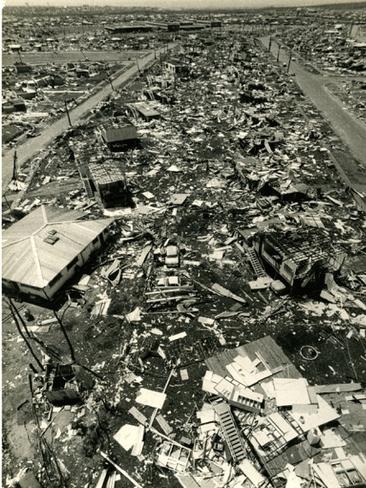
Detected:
[
  {"left": 247, "top": 247, "right": 266, "bottom": 278},
  {"left": 213, "top": 400, "right": 247, "bottom": 464}
]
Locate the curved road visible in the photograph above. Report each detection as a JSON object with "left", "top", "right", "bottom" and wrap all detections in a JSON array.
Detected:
[
  {"left": 261, "top": 37, "right": 366, "bottom": 172},
  {"left": 2, "top": 45, "right": 173, "bottom": 191}
]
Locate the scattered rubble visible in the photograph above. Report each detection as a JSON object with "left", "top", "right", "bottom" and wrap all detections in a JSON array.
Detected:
[{"left": 2, "top": 5, "right": 366, "bottom": 488}]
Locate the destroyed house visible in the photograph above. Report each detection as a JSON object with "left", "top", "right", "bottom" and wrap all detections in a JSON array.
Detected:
[
  {"left": 3, "top": 99, "right": 27, "bottom": 114},
  {"left": 252, "top": 230, "right": 346, "bottom": 289},
  {"left": 314, "top": 458, "right": 366, "bottom": 488},
  {"left": 2, "top": 205, "right": 113, "bottom": 301},
  {"left": 83, "top": 162, "right": 132, "bottom": 209},
  {"left": 14, "top": 62, "right": 32, "bottom": 74},
  {"left": 126, "top": 101, "right": 160, "bottom": 121},
  {"left": 100, "top": 122, "right": 138, "bottom": 152},
  {"left": 164, "top": 60, "right": 190, "bottom": 78}
]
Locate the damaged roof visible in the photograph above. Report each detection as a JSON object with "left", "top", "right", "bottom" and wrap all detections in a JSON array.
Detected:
[
  {"left": 88, "top": 161, "right": 126, "bottom": 185},
  {"left": 258, "top": 228, "right": 346, "bottom": 264}
]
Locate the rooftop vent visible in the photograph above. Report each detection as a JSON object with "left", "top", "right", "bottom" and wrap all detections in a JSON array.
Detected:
[{"left": 44, "top": 230, "right": 59, "bottom": 245}]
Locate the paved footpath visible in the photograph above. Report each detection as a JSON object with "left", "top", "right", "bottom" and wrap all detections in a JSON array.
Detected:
[{"left": 2, "top": 45, "right": 173, "bottom": 191}]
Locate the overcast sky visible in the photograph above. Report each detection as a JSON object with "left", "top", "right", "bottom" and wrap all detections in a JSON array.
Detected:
[{"left": 3, "top": 0, "right": 364, "bottom": 7}]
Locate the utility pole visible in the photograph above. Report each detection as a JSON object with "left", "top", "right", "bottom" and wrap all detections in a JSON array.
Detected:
[
  {"left": 29, "top": 374, "right": 68, "bottom": 487},
  {"left": 349, "top": 22, "right": 354, "bottom": 37},
  {"left": 17, "top": 49, "right": 23, "bottom": 63},
  {"left": 136, "top": 58, "right": 141, "bottom": 75},
  {"left": 106, "top": 72, "right": 114, "bottom": 91},
  {"left": 52, "top": 310, "right": 75, "bottom": 362},
  {"left": 277, "top": 44, "right": 281, "bottom": 62},
  {"left": 12, "top": 149, "right": 17, "bottom": 180},
  {"left": 64, "top": 99, "right": 72, "bottom": 127},
  {"left": 3, "top": 192, "right": 12, "bottom": 212},
  {"left": 287, "top": 50, "right": 292, "bottom": 74},
  {"left": 268, "top": 37, "right": 272, "bottom": 52},
  {"left": 8, "top": 299, "right": 44, "bottom": 371}
]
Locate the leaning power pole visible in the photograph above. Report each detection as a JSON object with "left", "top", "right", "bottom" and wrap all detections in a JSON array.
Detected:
[
  {"left": 52, "top": 310, "right": 75, "bottom": 362},
  {"left": 12, "top": 150, "right": 18, "bottom": 180},
  {"left": 277, "top": 44, "right": 281, "bottom": 62},
  {"left": 8, "top": 299, "right": 44, "bottom": 371},
  {"left": 287, "top": 50, "right": 293, "bottom": 73},
  {"left": 64, "top": 99, "right": 72, "bottom": 127}
]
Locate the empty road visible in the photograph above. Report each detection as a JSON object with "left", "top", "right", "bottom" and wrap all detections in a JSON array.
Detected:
[{"left": 2, "top": 50, "right": 148, "bottom": 65}]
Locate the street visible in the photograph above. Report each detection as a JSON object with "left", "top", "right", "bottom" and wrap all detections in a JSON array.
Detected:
[
  {"left": 2, "top": 45, "right": 173, "bottom": 191},
  {"left": 2, "top": 50, "right": 149, "bottom": 65},
  {"left": 262, "top": 36, "right": 366, "bottom": 169}
]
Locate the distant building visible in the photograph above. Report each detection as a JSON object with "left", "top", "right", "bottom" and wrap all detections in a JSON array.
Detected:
[
  {"left": 148, "top": 22, "right": 180, "bottom": 32},
  {"left": 2, "top": 205, "right": 113, "bottom": 301},
  {"left": 180, "top": 24, "right": 206, "bottom": 31},
  {"left": 195, "top": 20, "right": 222, "bottom": 28},
  {"left": 100, "top": 122, "right": 138, "bottom": 152},
  {"left": 105, "top": 24, "right": 154, "bottom": 34}
]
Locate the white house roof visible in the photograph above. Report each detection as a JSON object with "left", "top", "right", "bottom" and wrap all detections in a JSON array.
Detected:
[{"left": 2, "top": 205, "right": 113, "bottom": 289}]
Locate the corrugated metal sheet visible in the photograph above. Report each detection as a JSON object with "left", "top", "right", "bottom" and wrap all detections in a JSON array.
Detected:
[{"left": 205, "top": 335, "right": 302, "bottom": 395}]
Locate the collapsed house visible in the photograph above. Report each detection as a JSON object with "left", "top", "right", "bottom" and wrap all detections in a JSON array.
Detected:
[
  {"left": 14, "top": 62, "right": 33, "bottom": 74},
  {"left": 197, "top": 336, "right": 366, "bottom": 487},
  {"left": 235, "top": 154, "right": 315, "bottom": 202},
  {"left": 126, "top": 101, "right": 160, "bottom": 121},
  {"left": 164, "top": 59, "right": 190, "bottom": 79},
  {"left": 2, "top": 205, "right": 113, "bottom": 301},
  {"left": 143, "top": 86, "right": 176, "bottom": 105},
  {"left": 2, "top": 98, "right": 27, "bottom": 114},
  {"left": 250, "top": 229, "right": 346, "bottom": 290},
  {"left": 111, "top": 335, "right": 366, "bottom": 488},
  {"left": 99, "top": 121, "right": 138, "bottom": 152}
]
